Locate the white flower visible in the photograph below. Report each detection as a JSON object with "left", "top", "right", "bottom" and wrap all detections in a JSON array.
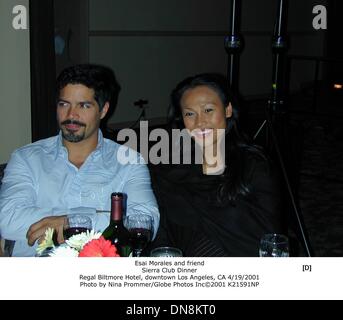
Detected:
[
  {"left": 35, "top": 228, "right": 104, "bottom": 257},
  {"left": 65, "top": 230, "right": 102, "bottom": 251},
  {"left": 36, "top": 228, "right": 55, "bottom": 255},
  {"left": 49, "top": 245, "right": 79, "bottom": 257}
]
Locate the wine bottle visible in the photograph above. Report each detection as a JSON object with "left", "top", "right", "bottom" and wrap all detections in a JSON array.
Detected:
[{"left": 102, "top": 192, "right": 132, "bottom": 257}]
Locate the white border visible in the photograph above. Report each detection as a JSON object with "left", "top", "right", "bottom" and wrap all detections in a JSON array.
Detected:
[{"left": 0, "top": 257, "right": 342, "bottom": 300}]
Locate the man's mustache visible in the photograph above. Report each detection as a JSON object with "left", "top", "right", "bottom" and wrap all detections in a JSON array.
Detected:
[{"left": 61, "top": 120, "right": 86, "bottom": 127}]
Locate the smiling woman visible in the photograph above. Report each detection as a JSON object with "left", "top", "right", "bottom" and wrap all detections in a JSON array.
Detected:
[
  {"left": 149, "top": 73, "right": 286, "bottom": 257},
  {"left": 180, "top": 84, "right": 232, "bottom": 174}
]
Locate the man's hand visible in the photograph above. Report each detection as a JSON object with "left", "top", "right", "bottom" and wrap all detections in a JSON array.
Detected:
[{"left": 26, "top": 216, "right": 67, "bottom": 246}]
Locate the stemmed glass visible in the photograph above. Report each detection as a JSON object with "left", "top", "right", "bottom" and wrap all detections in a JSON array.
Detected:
[
  {"left": 150, "top": 247, "right": 183, "bottom": 257},
  {"left": 259, "top": 233, "right": 289, "bottom": 257},
  {"left": 63, "top": 214, "right": 92, "bottom": 240},
  {"left": 126, "top": 214, "right": 153, "bottom": 257}
]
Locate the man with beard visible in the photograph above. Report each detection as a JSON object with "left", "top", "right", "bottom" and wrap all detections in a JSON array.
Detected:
[{"left": 0, "top": 64, "right": 159, "bottom": 256}]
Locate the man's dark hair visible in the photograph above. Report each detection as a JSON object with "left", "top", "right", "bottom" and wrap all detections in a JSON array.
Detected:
[{"left": 56, "top": 64, "right": 120, "bottom": 111}]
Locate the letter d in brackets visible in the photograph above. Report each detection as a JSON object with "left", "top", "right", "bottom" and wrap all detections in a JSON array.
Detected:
[
  {"left": 302, "top": 265, "right": 312, "bottom": 272},
  {"left": 12, "top": 5, "right": 27, "bottom": 30}
]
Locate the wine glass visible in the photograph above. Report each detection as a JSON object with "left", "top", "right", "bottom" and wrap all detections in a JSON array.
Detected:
[
  {"left": 126, "top": 214, "right": 153, "bottom": 257},
  {"left": 259, "top": 233, "right": 289, "bottom": 257},
  {"left": 150, "top": 247, "right": 183, "bottom": 257},
  {"left": 63, "top": 214, "right": 92, "bottom": 240}
]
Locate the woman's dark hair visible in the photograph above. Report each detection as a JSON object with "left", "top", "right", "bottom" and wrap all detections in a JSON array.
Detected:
[
  {"left": 169, "top": 73, "right": 265, "bottom": 205},
  {"left": 56, "top": 64, "right": 120, "bottom": 111}
]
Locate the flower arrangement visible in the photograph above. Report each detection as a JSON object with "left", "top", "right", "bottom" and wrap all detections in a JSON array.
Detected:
[{"left": 36, "top": 228, "right": 120, "bottom": 257}]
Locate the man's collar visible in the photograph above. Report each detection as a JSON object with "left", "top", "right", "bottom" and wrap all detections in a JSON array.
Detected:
[{"left": 54, "top": 130, "right": 104, "bottom": 160}]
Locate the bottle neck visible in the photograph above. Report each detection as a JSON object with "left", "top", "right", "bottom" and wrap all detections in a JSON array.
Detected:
[{"left": 111, "top": 198, "right": 123, "bottom": 222}]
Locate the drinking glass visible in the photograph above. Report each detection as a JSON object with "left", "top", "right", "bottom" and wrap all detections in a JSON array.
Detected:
[
  {"left": 150, "top": 246, "right": 183, "bottom": 257},
  {"left": 125, "top": 214, "right": 153, "bottom": 257},
  {"left": 63, "top": 214, "right": 92, "bottom": 240},
  {"left": 259, "top": 233, "right": 289, "bottom": 257}
]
